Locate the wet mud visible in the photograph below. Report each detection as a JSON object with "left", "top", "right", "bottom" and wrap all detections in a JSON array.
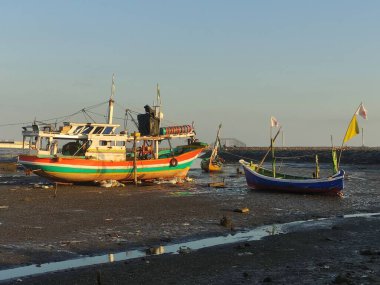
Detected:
[{"left": 0, "top": 160, "right": 379, "bottom": 284}]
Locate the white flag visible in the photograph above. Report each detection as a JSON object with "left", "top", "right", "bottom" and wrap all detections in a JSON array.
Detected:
[
  {"left": 355, "top": 103, "right": 367, "bottom": 120},
  {"left": 270, "top": 116, "right": 279, "bottom": 127}
]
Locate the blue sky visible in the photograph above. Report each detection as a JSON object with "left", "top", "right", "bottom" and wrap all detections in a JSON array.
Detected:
[{"left": 0, "top": 0, "right": 379, "bottom": 146}]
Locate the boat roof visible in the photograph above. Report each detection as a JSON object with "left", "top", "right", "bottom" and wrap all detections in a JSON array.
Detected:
[{"left": 22, "top": 122, "right": 195, "bottom": 141}]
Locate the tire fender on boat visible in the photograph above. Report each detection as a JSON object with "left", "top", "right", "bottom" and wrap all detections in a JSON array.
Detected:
[{"left": 169, "top": 158, "right": 178, "bottom": 167}]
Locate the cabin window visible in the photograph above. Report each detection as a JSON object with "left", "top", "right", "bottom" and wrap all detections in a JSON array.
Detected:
[
  {"left": 42, "top": 126, "right": 52, "bottom": 133},
  {"left": 73, "top": 126, "right": 84, "bottom": 134},
  {"left": 62, "top": 141, "right": 88, "bottom": 156},
  {"left": 82, "top": 126, "right": 94, "bottom": 134},
  {"left": 109, "top": 141, "right": 125, "bottom": 147},
  {"left": 110, "top": 141, "right": 124, "bottom": 147},
  {"left": 116, "top": 141, "right": 126, "bottom": 146},
  {"left": 103, "top": 127, "right": 113, "bottom": 134},
  {"left": 93, "top": 127, "right": 104, "bottom": 134},
  {"left": 38, "top": 137, "right": 51, "bottom": 151},
  {"left": 100, "top": 140, "right": 110, "bottom": 146}
]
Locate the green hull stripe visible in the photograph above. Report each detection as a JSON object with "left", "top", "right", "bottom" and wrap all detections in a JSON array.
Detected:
[{"left": 26, "top": 161, "right": 194, "bottom": 174}]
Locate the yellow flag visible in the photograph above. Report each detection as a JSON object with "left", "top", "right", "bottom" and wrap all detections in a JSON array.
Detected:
[{"left": 343, "top": 115, "right": 359, "bottom": 143}]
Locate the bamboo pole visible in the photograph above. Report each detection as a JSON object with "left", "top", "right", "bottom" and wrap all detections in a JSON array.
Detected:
[
  {"left": 337, "top": 114, "right": 355, "bottom": 169},
  {"left": 281, "top": 131, "right": 284, "bottom": 147},
  {"left": 337, "top": 103, "right": 361, "bottom": 169},
  {"left": 362, "top": 127, "right": 364, "bottom": 147},
  {"left": 258, "top": 127, "right": 282, "bottom": 170},
  {"left": 271, "top": 138, "right": 276, "bottom": 177},
  {"left": 315, "top": 155, "right": 320, "bottom": 178}
]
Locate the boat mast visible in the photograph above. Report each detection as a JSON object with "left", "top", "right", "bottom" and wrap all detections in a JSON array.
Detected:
[
  {"left": 107, "top": 74, "right": 115, "bottom": 124},
  {"left": 210, "top": 124, "right": 222, "bottom": 162},
  {"left": 153, "top": 83, "right": 161, "bottom": 159}
]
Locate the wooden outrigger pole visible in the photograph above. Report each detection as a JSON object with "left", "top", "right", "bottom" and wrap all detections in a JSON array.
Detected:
[{"left": 257, "top": 127, "right": 282, "bottom": 171}]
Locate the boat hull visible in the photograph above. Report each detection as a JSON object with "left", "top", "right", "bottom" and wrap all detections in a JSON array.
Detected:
[
  {"left": 200, "top": 158, "right": 223, "bottom": 172},
  {"left": 18, "top": 148, "right": 204, "bottom": 183},
  {"left": 239, "top": 160, "right": 344, "bottom": 195}
]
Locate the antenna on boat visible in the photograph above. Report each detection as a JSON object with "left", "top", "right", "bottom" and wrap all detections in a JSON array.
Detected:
[
  {"left": 156, "top": 83, "right": 161, "bottom": 106},
  {"left": 152, "top": 83, "right": 163, "bottom": 159},
  {"left": 107, "top": 74, "right": 115, "bottom": 124},
  {"left": 154, "top": 83, "right": 163, "bottom": 122}
]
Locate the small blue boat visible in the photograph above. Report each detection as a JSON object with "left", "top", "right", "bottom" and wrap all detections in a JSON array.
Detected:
[{"left": 239, "top": 159, "right": 345, "bottom": 195}]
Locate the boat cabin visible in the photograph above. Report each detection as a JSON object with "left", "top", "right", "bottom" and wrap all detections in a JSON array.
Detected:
[{"left": 22, "top": 121, "right": 197, "bottom": 162}]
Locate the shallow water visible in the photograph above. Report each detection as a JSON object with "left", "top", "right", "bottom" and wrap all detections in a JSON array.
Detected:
[
  {"left": 0, "top": 149, "right": 25, "bottom": 162},
  {"left": 1, "top": 155, "right": 380, "bottom": 208}
]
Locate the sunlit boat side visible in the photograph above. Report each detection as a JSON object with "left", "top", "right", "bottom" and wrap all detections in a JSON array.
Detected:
[
  {"left": 18, "top": 80, "right": 206, "bottom": 183},
  {"left": 239, "top": 159, "right": 345, "bottom": 195}
]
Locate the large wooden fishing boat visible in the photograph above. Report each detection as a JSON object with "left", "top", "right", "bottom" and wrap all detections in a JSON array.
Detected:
[
  {"left": 201, "top": 124, "right": 224, "bottom": 172},
  {"left": 18, "top": 79, "right": 206, "bottom": 183}
]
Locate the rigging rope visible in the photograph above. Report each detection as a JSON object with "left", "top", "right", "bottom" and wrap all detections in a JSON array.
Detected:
[
  {"left": 0, "top": 97, "right": 191, "bottom": 131},
  {"left": 218, "top": 150, "right": 260, "bottom": 163},
  {"left": 0, "top": 100, "right": 109, "bottom": 127},
  {"left": 82, "top": 109, "right": 96, "bottom": 123}
]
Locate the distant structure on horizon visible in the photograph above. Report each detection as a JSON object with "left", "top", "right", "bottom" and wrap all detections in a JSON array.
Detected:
[
  {"left": 216, "top": 138, "right": 246, "bottom": 148},
  {"left": 0, "top": 140, "right": 27, "bottom": 149}
]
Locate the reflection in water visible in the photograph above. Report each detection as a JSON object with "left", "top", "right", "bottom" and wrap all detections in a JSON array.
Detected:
[{"left": 0, "top": 213, "right": 379, "bottom": 282}]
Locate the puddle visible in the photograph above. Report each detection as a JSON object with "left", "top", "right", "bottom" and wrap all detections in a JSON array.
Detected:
[
  {"left": 343, "top": 212, "right": 380, "bottom": 218},
  {"left": 0, "top": 212, "right": 379, "bottom": 282}
]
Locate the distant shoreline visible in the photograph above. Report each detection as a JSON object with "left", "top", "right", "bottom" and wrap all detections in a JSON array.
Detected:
[
  {"left": 0, "top": 141, "right": 28, "bottom": 149},
  {"left": 222, "top": 146, "right": 380, "bottom": 150},
  {"left": 204, "top": 146, "right": 380, "bottom": 165}
]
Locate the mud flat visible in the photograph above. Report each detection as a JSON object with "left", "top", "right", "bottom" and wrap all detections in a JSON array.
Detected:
[
  {"left": 0, "top": 163, "right": 380, "bottom": 284},
  {"left": 5, "top": 215, "right": 380, "bottom": 285}
]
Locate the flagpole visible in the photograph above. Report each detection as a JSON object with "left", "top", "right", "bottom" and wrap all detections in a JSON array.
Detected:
[
  {"left": 362, "top": 127, "right": 364, "bottom": 147},
  {"left": 270, "top": 121, "right": 272, "bottom": 141},
  {"left": 338, "top": 102, "right": 368, "bottom": 168},
  {"left": 338, "top": 102, "right": 364, "bottom": 168},
  {"left": 338, "top": 107, "right": 362, "bottom": 169},
  {"left": 337, "top": 112, "right": 357, "bottom": 169},
  {"left": 281, "top": 130, "right": 284, "bottom": 148}
]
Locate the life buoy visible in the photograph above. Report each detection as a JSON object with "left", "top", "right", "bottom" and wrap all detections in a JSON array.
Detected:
[{"left": 169, "top": 158, "right": 178, "bottom": 167}]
